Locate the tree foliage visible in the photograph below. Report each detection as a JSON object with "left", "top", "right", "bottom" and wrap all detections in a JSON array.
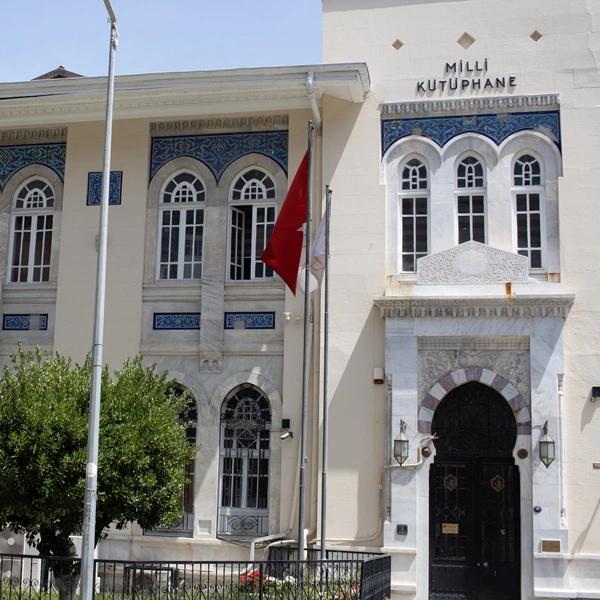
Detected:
[{"left": 0, "top": 348, "right": 195, "bottom": 558}]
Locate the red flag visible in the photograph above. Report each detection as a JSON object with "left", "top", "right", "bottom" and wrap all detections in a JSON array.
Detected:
[{"left": 260, "top": 152, "right": 309, "bottom": 294}]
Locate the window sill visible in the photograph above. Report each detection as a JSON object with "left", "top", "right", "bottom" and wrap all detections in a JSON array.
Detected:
[
  {"left": 143, "top": 281, "right": 202, "bottom": 302},
  {"left": 2, "top": 283, "right": 58, "bottom": 303}
]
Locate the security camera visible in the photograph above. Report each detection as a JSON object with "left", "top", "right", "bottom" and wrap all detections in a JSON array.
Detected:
[{"left": 280, "top": 431, "right": 294, "bottom": 440}]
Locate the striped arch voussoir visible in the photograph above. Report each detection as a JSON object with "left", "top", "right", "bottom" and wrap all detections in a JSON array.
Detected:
[{"left": 417, "top": 367, "right": 531, "bottom": 436}]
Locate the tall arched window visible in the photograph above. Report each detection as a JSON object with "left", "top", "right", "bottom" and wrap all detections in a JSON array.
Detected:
[
  {"left": 456, "top": 156, "right": 486, "bottom": 244},
  {"left": 229, "top": 169, "right": 276, "bottom": 280},
  {"left": 9, "top": 178, "right": 55, "bottom": 283},
  {"left": 218, "top": 384, "right": 271, "bottom": 538},
  {"left": 157, "top": 171, "right": 205, "bottom": 280},
  {"left": 513, "top": 154, "right": 543, "bottom": 268},
  {"left": 399, "top": 158, "right": 428, "bottom": 272}
]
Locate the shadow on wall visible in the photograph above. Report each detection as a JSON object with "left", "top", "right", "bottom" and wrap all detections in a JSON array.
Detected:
[
  {"left": 327, "top": 305, "right": 385, "bottom": 543},
  {"left": 324, "top": 0, "right": 472, "bottom": 11}
]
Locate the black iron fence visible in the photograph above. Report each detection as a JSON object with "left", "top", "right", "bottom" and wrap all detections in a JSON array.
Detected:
[{"left": 0, "top": 551, "right": 390, "bottom": 600}]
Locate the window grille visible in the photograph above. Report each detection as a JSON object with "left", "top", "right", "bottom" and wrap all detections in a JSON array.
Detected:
[
  {"left": 158, "top": 172, "right": 205, "bottom": 280},
  {"left": 399, "top": 158, "right": 428, "bottom": 272},
  {"left": 9, "top": 178, "right": 55, "bottom": 283},
  {"left": 219, "top": 384, "right": 271, "bottom": 537},
  {"left": 229, "top": 169, "right": 277, "bottom": 280}
]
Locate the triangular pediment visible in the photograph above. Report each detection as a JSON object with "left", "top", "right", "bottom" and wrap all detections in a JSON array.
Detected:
[{"left": 417, "top": 241, "right": 529, "bottom": 284}]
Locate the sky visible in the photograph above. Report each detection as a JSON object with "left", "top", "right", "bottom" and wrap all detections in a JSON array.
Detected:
[{"left": 3, "top": 1, "right": 322, "bottom": 83}]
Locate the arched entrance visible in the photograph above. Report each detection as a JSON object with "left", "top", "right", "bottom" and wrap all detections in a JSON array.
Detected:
[{"left": 429, "top": 382, "right": 521, "bottom": 600}]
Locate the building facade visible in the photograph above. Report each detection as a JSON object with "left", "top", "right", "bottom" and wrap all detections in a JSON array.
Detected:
[{"left": 1, "top": 1, "right": 600, "bottom": 598}]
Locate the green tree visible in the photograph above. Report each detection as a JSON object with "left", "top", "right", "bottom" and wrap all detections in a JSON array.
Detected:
[{"left": 0, "top": 348, "right": 195, "bottom": 559}]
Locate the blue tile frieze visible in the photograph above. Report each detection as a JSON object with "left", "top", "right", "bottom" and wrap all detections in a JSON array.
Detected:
[
  {"left": 381, "top": 110, "right": 561, "bottom": 155},
  {"left": 224, "top": 312, "right": 275, "bottom": 330},
  {"left": 3, "top": 314, "right": 48, "bottom": 331},
  {"left": 86, "top": 171, "right": 123, "bottom": 206},
  {"left": 150, "top": 131, "right": 288, "bottom": 183},
  {"left": 153, "top": 313, "right": 201, "bottom": 330},
  {"left": 0, "top": 143, "right": 66, "bottom": 190}
]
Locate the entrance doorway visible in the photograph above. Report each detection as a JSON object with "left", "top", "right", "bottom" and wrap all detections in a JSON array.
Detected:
[{"left": 429, "top": 382, "right": 521, "bottom": 600}]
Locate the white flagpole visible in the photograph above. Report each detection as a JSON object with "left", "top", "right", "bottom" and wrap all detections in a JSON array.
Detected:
[
  {"left": 298, "top": 122, "right": 314, "bottom": 561},
  {"left": 319, "top": 186, "right": 332, "bottom": 563}
]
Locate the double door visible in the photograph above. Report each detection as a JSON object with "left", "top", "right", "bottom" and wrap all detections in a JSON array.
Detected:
[{"left": 429, "top": 460, "right": 520, "bottom": 600}]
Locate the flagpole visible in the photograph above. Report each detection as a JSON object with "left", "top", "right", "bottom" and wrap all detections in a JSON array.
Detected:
[
  {"left": 298, "top": 122, "right": 314, "bottom": 561},
  {"left": 319, "top": 186, "right": 331, "bottom": 563}
]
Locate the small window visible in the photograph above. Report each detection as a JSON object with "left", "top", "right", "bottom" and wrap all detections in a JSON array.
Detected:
[
  {"left": 513, "top": 154, "right": 543, "bottom": 268},
  {"left": 9, "top": 178, "right": 55, "bottom": 283},
  {"left": 399, "top": 158, "right": 428, "bottom": 272},
  {"left": 229, "top": 169, "right": 277, "bottom": 281},
  {"left": 158, "top": 172, "right": 205, "bottom": 280},
  {"left": 456, "top": 157, "right": 486, "bottom": 244}
]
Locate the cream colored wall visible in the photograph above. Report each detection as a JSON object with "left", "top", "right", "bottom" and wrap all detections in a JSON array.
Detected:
[
  {"left": 55, "top": 119, "right": 149, "bottom": 366},
  {"left": 321, "top": 95, "right": 386, "bottom": 543},
  {"left": 323, "top": 0, "right": 600, "bottom": 555}
]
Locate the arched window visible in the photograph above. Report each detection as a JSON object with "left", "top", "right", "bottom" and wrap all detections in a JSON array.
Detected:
[
  {"left": 229, "top": 169, "right": 277, "bottom": 280},
  {"left": 456, "top": 156, "right": 486, "bottom": 244},
  {"left": 399, "top": 158, "right": 428, "bottom": 272},
  {"left": 157, "top": 171, "right": 205, "bottom": 280},
  {"left": 146, "top": 385, "right": 197, "bottom": 537},
  {"left": 218, "top": 384, "right": 271, "bottom": 538},
  {"left": 9, "top": 178, "right": 55, "bottom": 282},
  {"left": 513, "top": 154, "right": 543, "bottom": 268}
]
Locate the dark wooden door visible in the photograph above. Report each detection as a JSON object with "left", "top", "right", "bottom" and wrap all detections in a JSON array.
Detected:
[{"left": 429, "top": 382, "right": 521, "bottom": 600}]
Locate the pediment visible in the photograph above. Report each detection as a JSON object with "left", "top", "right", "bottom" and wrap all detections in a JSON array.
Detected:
[{"left": 417, "top": 241, "right": 529, "bottom": 284}]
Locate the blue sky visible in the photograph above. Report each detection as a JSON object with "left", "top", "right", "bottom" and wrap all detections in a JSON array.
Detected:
[{"left": 3, "top": 1, "right": 322, "bottom": 82}]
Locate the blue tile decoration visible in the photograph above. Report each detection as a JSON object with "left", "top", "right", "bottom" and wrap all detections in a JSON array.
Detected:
[
  {"left": 0, "top": 143, "right": 66, "bottom": 191},
  {"left": 150, "top": 131, "right": 288, "bottom": 183},
  {"left": 86, "top": 171, "right": 123, "bottom": 206},
  {"left": 382, "top": 111, "right": 561, "bottom": 155},
  {"left": 153, "top": 313, "right": 201, "bottom": 330},
  {"left": 224, "top": 312, "right": 275, "bottom": 330},
  {"left": 3, "top": 314, "right": 48, "bottom": 331}
]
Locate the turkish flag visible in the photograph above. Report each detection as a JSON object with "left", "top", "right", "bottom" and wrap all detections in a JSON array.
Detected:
[{"left": 260, "top": 152, "right": 309, "bottom": 294}]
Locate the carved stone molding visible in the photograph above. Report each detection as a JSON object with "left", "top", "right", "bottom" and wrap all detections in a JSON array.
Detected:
[
  {"left": 418, "top": 336, "right": 530, "bottom": 351},
  {"left": 380, "top": 94, "right": 560, "bottom": 118},
  {"left": 374, "top": 295, "right": 574, "bottom": 319},
  {"left": 151, "top": 115, "right": 288, "bottom": 136},
  {"left": 0, "top": 127, "right": 67, "bottom": 144},
  {"left": 417, "top": 241, "right": 529, "bottom": 284}
]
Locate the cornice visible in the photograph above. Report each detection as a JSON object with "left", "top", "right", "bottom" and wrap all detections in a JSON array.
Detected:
[
  {"left": 151, "top": 115, "right": 289, "bottom": 136},
  {"left": 380, "top": 94, "right": 560, "bottom": 118},
  {"left": 374, "top": 295, "right": 574, "bottom": 319}
]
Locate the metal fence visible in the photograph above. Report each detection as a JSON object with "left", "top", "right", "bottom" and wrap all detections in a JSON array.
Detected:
[{"left": 0, "top": 551, "right": 390, "bottom": 600}]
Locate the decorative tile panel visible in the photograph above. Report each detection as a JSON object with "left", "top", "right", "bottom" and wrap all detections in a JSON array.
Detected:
[
  {"left": 153, "top": 313, "right": 201, "bottom": 330},
  {"left": 86, "top": 171, "right": 123, "bottom": 206},
  {"left": 150, "top": 131, "right": 288, "bottom": 182},
  {"left": 381, "top": 110, "right": 560, "bottom": 154},
  {"left": 3, "top": 314, "right": 48, "bottom": 331},
  {"left": 0, "top": 143, "right": 66, "bottom": 190},
  {"left": 224, "top": 312, "right": 275, "bottom": 330}
]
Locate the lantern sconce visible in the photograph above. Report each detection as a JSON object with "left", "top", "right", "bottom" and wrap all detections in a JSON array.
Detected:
[
  {"left": 390, "top": 419, "right": 437, "bottom": 469},
  {"left": 539, "top": 421, "right": 556, "bottom": 468}
]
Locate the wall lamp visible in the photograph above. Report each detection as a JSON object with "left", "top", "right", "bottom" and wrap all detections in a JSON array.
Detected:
[
  {"left": 391, "top": 420, "right": 437, "bottom": 469},
  {"left": 539, "top": 421, "right": 556, "bottom": 468}
]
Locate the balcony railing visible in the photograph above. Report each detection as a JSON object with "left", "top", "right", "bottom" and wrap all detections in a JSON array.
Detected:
[
  {"left": 0, "top": 551, "right": 391, "bottom": 600},
  {"left": 216, "top": 509, "right": 269, "bottom": 540}
]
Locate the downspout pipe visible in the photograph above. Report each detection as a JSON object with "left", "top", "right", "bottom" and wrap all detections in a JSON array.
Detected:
[{"left": 306, "top": 71, "right": 322, "bottom": 131}]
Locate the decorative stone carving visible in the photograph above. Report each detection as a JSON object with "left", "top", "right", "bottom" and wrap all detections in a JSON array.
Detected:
[
  {"left": 0, "top": 127, "right": 67, "bottom": 143},
  {"left": 380, "top": 94, "right": 559, "bottom": 117},
  {"left": 417, "top": 241, "right": 529, "bottom": 284},
  {"left": 374, "top": 296, "right": 574, "bottom": 319},
  {"left": 151, "top": 115, "right": 288, "bottom": 135}
]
